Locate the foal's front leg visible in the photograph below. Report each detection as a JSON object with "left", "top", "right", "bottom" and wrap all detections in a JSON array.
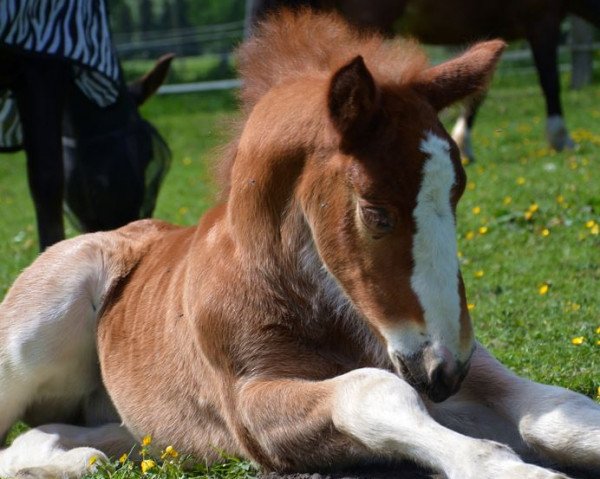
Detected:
[
  {"left": 436, "top": 345, "right": 600, "bottom": 474},
  {"left": 237, "top": 369, "right": 568, "bottom": 478}
]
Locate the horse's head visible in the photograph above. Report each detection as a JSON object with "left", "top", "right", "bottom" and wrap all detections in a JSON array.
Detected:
[
  {"left": 299, "top": 41, "right": 505, "bottom": 402},
  {"left": 62, "top": 54, "right": 174, "bottom": 233}
]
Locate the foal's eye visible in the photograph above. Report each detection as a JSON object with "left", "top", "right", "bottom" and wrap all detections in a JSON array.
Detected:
[{"left": 359, "top": 205, "right": 395, "bottom": 235}]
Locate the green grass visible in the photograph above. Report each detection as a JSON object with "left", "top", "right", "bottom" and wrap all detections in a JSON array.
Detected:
[
  {"left": 85, "top": 438, "right": 258, "bottom": 479},
  {"left": 0, "top": 69, "right": 599, "bottom": 477},
  {"left": 122, "top": 55, "right": 237, "bottom": 84}
]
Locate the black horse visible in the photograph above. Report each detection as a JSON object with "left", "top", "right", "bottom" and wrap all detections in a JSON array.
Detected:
[
  {"left": 252, "top": 0, "right": 600, "bottom": 161},
  {"left": 0, "top": 1, "right": 172, "bottom": 250}
]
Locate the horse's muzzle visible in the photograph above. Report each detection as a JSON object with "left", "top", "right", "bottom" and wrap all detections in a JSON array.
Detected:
[{"left": 394, "top": 344, "right": 471, "bottom": 403}]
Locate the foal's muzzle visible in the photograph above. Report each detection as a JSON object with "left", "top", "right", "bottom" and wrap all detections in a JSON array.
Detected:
[{"left": 394, "top": 344, "right": 471, "bottom": 403}]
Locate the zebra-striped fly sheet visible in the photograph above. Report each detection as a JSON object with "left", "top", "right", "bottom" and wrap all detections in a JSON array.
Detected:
[{"left": 0, "top": 0, "right": 121, "bottom": 150}]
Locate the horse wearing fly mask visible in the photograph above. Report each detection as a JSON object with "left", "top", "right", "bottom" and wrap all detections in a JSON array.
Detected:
[{"left": 0, "top": 0, "right": 172, "bottom": 250}]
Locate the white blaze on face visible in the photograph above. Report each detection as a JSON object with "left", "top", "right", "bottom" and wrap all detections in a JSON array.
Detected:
[{"left": 383, "top": 132, "right": 461, "bottom": 360}]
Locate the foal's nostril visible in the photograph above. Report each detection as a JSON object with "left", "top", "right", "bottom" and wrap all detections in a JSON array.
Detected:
[{"left": 427, "top": 362, "right": 453, "bottom": 402}]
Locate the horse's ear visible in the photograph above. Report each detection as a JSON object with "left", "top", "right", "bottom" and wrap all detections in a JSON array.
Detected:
[
  {"left": 128, "top": 53, "right": 175, "bottom": 106},
  {"left": 328, "top": 55, "right": 379, "bottom": 139},
  {"left": 413, "top": 40, "right": 506, "bottom": 111}
]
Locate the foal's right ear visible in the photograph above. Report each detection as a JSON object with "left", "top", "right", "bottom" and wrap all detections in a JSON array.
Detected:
[{"left": 328, "top": 56, "right": 379, "bottom": 139}]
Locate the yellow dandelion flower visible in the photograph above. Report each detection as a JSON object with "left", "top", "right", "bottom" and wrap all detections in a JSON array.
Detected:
[
  {"left": 503, "top": 196, "right": 512, "bottom": 205},
  {"left": 571, "top": 336, "right": 585, "bottom": 346},
  {"left": 596, "top": 340, "right": 600, "bottom": 346},
  {"left": 585, "top": 220, "right": 596, "bottom": 229},
  {"left": 88, "top": 456, "right": 98, "bottom": 466},
  {"left": 119, "top": 453, "right": 128, "bottom": 464},
  {"left": 538, "top": 284, "right": 549, "bottom": 295},
  {"left": 467, "top": 181, "right": 476, "bottom": 191},
  {"left": 516, "top": 176, "right": 526, "bottom": 185},
  {"left": 167, "top": 445, "right": 179, "bottom": 457},
  {"left": 597, "top": 386, "right": 600, "bottom": 398},
  {"left": 478, "top": 226, "right": 488, "bottom": 235},
  {"left": 569, "top": 303, "right": 581, "bottom": 312},
  {"left": 141, "top": 459, "right": 156, "bottom": 473},
  {"left": 474, "top": 270, "right": 485, "bottom": 278},
  {"left": 524, "top": 211, "right": 533, "bottom": 221},
  {"left": 541, "top": 228, "right": 550, "bottom": 237},
  {"left": 556, "top": 194, "right": 564, "bottom": 204},
  {"left": 528, "top": 203, "right": 539, "bottom": 213},
  {"left": 142, "top": 435, "right": 152, "bottom": 447},
  {"left": 595, "top": 327, "right": 600, "bottom": 334},
  {"left": 465, "top": 231, "right": 475, "bottom": 240},
  {"left": 161, "top": 445, "right": 179, "bottom": 459},
  {"left": 472, "top": 206, "right": 481, "bottom": 215},
  {"left": 467, "top": 303, "right": 475, "bottom": 311},
  {"left": 592, "top": 224, "right": 599, "bottom": 235}
]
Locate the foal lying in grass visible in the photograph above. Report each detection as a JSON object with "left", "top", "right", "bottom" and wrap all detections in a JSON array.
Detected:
[{"left": 1, "top": 9, "right": 599, "bottom": 479}]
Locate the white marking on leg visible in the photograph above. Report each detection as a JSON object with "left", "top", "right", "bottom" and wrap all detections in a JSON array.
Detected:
[
  {"left": 464, "top": 346, "right": 600, "bottom": 470},
  {"left": 451, "top": 116, "right": 474, "bottom": 162},
  {"left": 0, "top": 423, "right": 134, "bottom": 477},
  {"left": 331, "top": 368, "right": 570, "bottom": 479}
]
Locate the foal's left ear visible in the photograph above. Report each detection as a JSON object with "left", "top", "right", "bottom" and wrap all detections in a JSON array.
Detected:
[
  {"left": 413, "top": 40, "right": 506, "bottom": 111},
  {"left": 328, "top": 56, "right": 379, "bottom": 138}
]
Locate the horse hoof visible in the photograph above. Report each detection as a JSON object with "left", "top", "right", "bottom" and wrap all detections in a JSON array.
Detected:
[{"left": 546, "top": 115, "right": 576, "bottom": 152}]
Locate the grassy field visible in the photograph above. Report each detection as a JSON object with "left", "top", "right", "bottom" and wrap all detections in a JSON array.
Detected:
[{"left": 0, "top": 66, "right": 599, "bottom": 476}]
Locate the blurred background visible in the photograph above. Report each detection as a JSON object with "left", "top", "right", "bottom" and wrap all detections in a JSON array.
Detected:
[
  {"left": 108, "top": 0, "right": 600, "bottom": 90},
  {"left": 109, "top": 0, "right": 244, "bottom": 87}
]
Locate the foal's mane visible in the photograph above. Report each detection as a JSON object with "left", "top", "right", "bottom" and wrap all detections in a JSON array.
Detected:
[
  {"left": 238, "top": 8, "right": 428, "bottom": 111},
  {"left": 216, "top": 8, "right": 429, "bottom": 196}
]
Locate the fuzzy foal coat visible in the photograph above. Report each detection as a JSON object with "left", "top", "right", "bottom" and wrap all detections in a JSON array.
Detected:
[{"left": 1, "top": 9, "right": 600, "bottom": 479}]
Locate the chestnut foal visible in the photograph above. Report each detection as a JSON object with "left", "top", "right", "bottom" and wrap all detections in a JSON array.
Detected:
[{"left": 0, "top": 10, "right": 599, "bottom": 479}]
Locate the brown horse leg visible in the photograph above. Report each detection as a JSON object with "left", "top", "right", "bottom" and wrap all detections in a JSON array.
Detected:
[
  {"left": 526, "top": 17, "right": 575, "bottom": 151},
  {"left": 13, "top": 58, "right": 68, "bottom": 250},
  {"left": 236, "top": 369, "right": 568, "bottom": 478}
]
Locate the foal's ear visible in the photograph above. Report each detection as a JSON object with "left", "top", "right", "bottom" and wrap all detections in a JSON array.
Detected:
[
  {"left": 328, "top": 56, "right": 379, "bottom": 138},
  {"left": 413, "top": 40, "right": 506, "bottom": 111}
]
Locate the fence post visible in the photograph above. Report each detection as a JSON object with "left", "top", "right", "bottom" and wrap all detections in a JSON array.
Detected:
[
  {"left": 570, "top": 15, "right": 594, "bottom": 90},
  {"left": 244, "top": 0, "right": 255, "bottom": 39}
]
